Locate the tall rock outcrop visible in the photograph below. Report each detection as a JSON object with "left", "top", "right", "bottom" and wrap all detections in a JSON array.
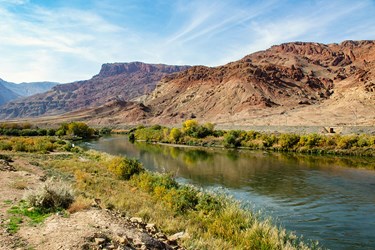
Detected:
[{"left": 0, "top": 62, "right": 189, "bottom": 119}]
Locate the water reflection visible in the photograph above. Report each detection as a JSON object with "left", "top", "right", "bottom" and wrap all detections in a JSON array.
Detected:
[{"left": 82, "top": 136, "right": 375, "bottom": 250}]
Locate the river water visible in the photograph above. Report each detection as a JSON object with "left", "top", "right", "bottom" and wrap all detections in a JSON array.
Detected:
[{"left": 81, "top": 135, "right": 375, "bottom": 250}]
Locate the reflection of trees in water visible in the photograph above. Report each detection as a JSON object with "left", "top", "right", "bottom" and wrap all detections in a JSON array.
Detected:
[
  {"left": 91, "top": 137, "right": 375, "bottom": 201},
  {"left": 274, "top": 153, "right": 375, "bottom": 170},
  {"left": 182, "top": 149, "right": 213, "bottom": 166},
  {"left": 226, "top": 150, "right": 240, "bottom": 161}
]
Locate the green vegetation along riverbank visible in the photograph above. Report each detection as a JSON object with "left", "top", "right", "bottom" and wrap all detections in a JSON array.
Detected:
[
  {"left": 0, "top": 135, "right": 320, "bottom": 249},
  {"left": 130, "top": 120, "right": 375, "bottom": 157}
]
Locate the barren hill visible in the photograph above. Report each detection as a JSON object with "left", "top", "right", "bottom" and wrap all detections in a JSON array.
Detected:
[
  {"left": 0, "top": 62, "right": 189, "bottom": 119},
  {"left": 140, "top": 40, "right": 374, "bottom": 126}
]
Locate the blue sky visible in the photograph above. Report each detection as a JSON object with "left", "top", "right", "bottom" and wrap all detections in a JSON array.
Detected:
[{"left": 0, "top": 0, "right": 374, "bottom": 83}]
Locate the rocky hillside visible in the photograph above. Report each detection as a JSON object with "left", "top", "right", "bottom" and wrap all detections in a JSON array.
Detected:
[
  {"left": 0, "top": 82, "right": 20, "bottom": 106},
  {"left": 140, "top": 40, "right": 374, "bottom": 125},
  {"left": 1, "top": 81, "right": 59, "bottom": 97},
  {"left": 0, "top": 79, "right": 59, "bottom": 105},
  {"left": 0, "top": 62, "right": 189, "bottom": 119}
]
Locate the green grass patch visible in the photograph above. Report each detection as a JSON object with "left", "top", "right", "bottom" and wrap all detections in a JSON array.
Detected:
[
  {"left": 6, "top": 200, "right": 52, "bottom": 233},
  {"left": 7, "top": 216, "right": 23, "bottom": 234}
]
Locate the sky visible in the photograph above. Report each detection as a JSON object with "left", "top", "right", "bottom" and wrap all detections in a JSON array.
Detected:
[{"left": 0, "top": 0, "right": 374, "bottom": 83}]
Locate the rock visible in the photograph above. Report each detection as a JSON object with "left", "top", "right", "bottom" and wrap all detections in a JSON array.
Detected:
[
  {"left": 94, "top": 237, "right": 106, "bottom": 245},
  {"left": 145, "top": 223, "right": 157, "bottom": 233},
  {"left": 167, "top": 231, "right": 185, "bottom": 244},
  {"left": 130, "top": 217, "right": 143, "bottom": 223},
  {"left": 155, "top": 232, "right": 167, "bottom": 239},
  {"left": 133, "top": 239, "right": 143, "bottom": 246},
  {"left": 116, "top": 236, "right": 128, "bottom": 245}
]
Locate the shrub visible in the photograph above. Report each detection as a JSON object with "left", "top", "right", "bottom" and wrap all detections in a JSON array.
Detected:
[
  {"left": 278, "top": 134, "right": 300, "bottom": 150},
  {"left": 47, "top": 129, "right": 56, "bottom": 136},
  {"left": 337, "top": 135, "right": 358, "bottom": 149},
  {"left": 108, "top": 156, "right": 144, "bottom": 180},
  {"left": 169, "top": 128, "right": 182, "bottom": 143},
  {"left": 182, "top": 119, "right": 199, "bottom": 136},
  {"left": 262, "top": 134, "right": 278, "bottom": 148},
  {"left": 99, "top": 127, "right": 112, "bottom": 135},
  {"left": 132, "top": 172, "right": 179, "bottom": 193},
  {"left": 169, "top": 186, "right": 199, "bottom": 213},
  {"left": 0, "top": 141, "right": 13, "bottom": 150},
  {"left": 299, "top": 134, "right": 322, "bottom": 148},
  {"left": 223, "top": 130, "right": 243, "bottom": 148},
  {"left": 134, "top": 127, "right": 164, "bottom": 142},
  {"left": 0, "top": 154, "right": 12, "bottom": 162},
  {"left": 25, "top": 179, "right": 74, "bottom": 211}
]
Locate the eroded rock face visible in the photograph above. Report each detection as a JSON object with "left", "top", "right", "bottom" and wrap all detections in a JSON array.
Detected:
[
  {"left": 143, "top": 40, "right": 375, "bottom": 124},
  {"left": 0, "top": 62, "right": 189, "bottom": 119}
]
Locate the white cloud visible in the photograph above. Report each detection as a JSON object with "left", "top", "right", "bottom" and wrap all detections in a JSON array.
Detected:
[
  {"left": 0, "top": 2, "right": 138, "bottom": 82},
  {"left": 0, "top": 0, "right": 374, "bottom": 83}
]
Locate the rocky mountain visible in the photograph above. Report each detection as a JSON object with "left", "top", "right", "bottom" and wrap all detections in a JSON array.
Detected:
[
  {"left": 138, "top": 40, "right": 374, "bottom": 125},
  {"left": 0, "top": 79, "right": 58, "bottom": 106},
  {"left": 1, "top": 81, "right": 59, "bottom": 97},
  {"left": 0, "top": 62, "right": 189, "bottom": 119},
  {"left": 0, "top": 82, "right": 20, "bottom": 106}
]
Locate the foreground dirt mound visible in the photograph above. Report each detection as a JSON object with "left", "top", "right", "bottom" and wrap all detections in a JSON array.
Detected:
[{"left": 19, "top": 209, "right": 180, "bottom": 250}]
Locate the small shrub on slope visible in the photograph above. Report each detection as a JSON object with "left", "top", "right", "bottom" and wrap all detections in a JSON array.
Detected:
[{"left": 25, "top": 179, "right": 74, "bottom": 211}]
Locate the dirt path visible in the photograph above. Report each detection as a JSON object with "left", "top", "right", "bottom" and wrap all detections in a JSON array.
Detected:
[{"left": 0, "top": 154, "right": 183, "bottom": 250}]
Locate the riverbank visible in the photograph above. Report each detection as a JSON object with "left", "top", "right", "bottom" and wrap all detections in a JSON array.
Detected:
[
  {"left": 0, "top": 136, "right": 319, "bottom": 249},
  {"left": 130, "top": 121, "right": 375, "bottom": 157}
]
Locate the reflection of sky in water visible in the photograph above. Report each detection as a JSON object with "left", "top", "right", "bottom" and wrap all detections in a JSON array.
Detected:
[{"left": 81, "top": 136, "right": 375, "bottom": 250}]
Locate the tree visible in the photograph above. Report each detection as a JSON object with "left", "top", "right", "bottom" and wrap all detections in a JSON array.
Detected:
[
  {"left": 182, "top": 120, "right": 199, "bottom": 136},
  {"left": 169, "top": 128, "right": 182, "bottom": 143}
]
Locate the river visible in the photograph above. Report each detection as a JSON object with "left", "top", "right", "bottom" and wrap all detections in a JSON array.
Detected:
[{"left": 81, "top": 135, "right": 375, "bottom": 250}]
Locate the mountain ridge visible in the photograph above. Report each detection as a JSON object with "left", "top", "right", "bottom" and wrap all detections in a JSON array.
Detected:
[
  {"left": 0, "top": 79, "right": 59, "bottom": 106},
  {"left": 0, "top": 62, "right": 190, "bottom": 119},
  {"left": 0, "top": 40, "right": 374, "bottom": 126}
]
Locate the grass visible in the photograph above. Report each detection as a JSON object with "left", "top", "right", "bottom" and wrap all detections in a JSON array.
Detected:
[
  {"left": 7, "top": 216, "right": 23, "bottom": 234},
  {"left": 67, "top": 195, "right": 92, "bottom": 213},
  {"left": 11, "top": 179, "right": 29, "bottom": 190},
  {"left": 6, "top": 200, "right": 52, "bottom": 233}
]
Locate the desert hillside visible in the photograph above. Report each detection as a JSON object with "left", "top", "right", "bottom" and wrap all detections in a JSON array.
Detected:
[
  {"left": 0, "top": 63, "right": 189, "bottom": 119},
  {"left": 139, "top": 40, "right": 374, "bottom": 126}
]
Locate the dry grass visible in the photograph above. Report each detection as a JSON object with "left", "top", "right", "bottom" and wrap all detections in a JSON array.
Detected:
[
  {"left": 11, "top": 179, "right": 28, "bottom": 190},
  {"left": 67, "top": 195, "right": 92, "bottom": 213}
]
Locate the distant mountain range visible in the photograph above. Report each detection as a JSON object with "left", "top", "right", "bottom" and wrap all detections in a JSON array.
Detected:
[
  {"left": 0, "top": 63, "right": 189, "bottom": 119},
  {"left": 0, "top": 40, "right": 374, "bottom": 126},
  {"left": 0, "top": 79, "right": 59, "bottom": 106}
]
